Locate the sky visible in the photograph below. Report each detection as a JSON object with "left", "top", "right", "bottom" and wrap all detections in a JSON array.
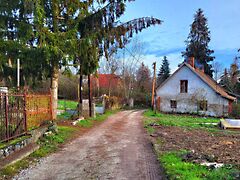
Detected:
[{"left": 120, "top": 0, "right": 240, "bottom": 73}]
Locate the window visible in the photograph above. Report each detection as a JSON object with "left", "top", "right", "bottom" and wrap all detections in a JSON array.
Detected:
[
  {"left": 170, "top": 100, "right": 177, "bottom": 109},
  {"left": 180, "top": 80, "right": 188, "bottom": 93},
  {"left": 198, "top": 100, "right": 208, "bottom": 111}
]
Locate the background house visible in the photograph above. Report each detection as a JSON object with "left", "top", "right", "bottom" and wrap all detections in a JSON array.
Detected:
[
  {"left": 91, "top": 74, "right": 122, "bottom": 97},
  {"left": 156, "top": 57, "right": 236, "bottom": 117}
]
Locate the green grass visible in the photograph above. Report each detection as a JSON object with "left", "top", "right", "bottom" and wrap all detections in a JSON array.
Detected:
[
  {"left": 159, "top": 151, "right": 238, "bottom": 180},
  {"left": 77, "top": 110, "right": 118, "bottom": 127},
  {"left": 58, "top": 100, "right": 78, "bottom": 110},
  {"left": 0, "top": 126, "right": 77, "bottom": 178},
  {"left": 144, "top": 110, "right": 220, "bottom": 129}
]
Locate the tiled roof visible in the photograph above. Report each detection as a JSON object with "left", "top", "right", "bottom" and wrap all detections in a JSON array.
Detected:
[
  {"left": 92, "top": 74, "right": 121, "bottom": 89},
  {"left": 185, "top": 63, "right": 236, "bottom": 101}
]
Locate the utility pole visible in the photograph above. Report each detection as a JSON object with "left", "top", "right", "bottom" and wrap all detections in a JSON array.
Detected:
[{"left": 151, "top": 62, "right": 156, "bottom": 111}]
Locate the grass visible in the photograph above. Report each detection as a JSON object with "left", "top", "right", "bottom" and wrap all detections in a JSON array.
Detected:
[
  {"left": 159, "top": 151, "right": 238, "bottom": 180},
  {"left": 58, "top": 100, "right": 78, "bottom": 110},
  {"left": 144, "top": 110, "right": 220, "bottom": 129},
  {"left": 0, "top": 126, "right": 77, "bottom": 178}
]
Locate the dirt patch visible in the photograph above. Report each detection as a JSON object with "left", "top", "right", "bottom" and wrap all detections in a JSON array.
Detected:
[{"left": 151, "top": 126, "right": 240, "bottom": 165}]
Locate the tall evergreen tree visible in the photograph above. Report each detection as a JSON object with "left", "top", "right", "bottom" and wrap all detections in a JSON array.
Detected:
[
  {"left": 157, "top": 56, "right": 170, "bottom": 86},
  {"left": 0, "top": 0, "right": 162, "bottom": 118},
  {"left": 182, "top": 8, "right": 214, "bottom": 77}
]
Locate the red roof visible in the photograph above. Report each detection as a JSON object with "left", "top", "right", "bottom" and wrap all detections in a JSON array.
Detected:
[{"left": 92, "top": 74, "right": 121, "bottom": 89}]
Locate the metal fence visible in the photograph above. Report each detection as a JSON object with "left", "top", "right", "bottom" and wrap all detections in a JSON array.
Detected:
[{"left": 0, "top": 92, "right": 52, "bottom": 142}]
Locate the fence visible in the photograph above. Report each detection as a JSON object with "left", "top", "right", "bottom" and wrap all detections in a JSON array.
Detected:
[{"left": 0, "top": 92, "right": 52, "bottom": 142}]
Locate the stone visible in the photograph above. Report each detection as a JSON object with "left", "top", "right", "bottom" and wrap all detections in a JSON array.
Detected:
[{"left": 0, "top": 149, "right": 4, "bottom": 159}]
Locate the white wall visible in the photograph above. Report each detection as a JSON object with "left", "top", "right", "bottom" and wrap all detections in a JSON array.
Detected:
[{"left": 156, "top": 65, "right": 229, "bottom": 117}]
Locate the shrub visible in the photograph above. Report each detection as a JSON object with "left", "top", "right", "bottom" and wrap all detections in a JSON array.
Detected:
[{"left": 231, "top": 103, "right": 240, "bottom": 118}]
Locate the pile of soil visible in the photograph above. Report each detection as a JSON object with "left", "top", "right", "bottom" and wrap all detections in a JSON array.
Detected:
[{"left": 152, "top": 126, "right": 240, "bottom": 165}]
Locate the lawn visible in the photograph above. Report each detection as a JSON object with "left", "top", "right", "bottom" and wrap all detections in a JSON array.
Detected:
[
  {"left": 160, "top": 151, "right": 238, "bottom": 180},
  {"left": 144, "top": 110, "right": 220, "bottom": 129},
  {"left": 58, "top": 100, "right": 78, "bottom": 110},
  {"left": 57, "top": 100, "right": 78, "bottom": 120},
  {"left": 144, "top": 110, "right": 240, "bottom": 180}
]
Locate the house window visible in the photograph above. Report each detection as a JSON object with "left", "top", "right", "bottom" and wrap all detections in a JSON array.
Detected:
[
  {"left": 170, "top": 100, "right": 177, "bottom": 109},
  {"left": 198, "top": 100, "right": 208, "bottom": 111},
  {"left": 180, "top": 80, "right": 188, "bottom": 93}
]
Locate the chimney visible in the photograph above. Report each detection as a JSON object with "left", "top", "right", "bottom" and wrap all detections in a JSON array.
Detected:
[{"left": 188, "top": 57, "right": 195, "bottom": 68}]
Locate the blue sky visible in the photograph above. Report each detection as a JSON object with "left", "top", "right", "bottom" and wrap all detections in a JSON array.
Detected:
[{"left": 120, "top": 0, "right": 240, "bottom": 72}]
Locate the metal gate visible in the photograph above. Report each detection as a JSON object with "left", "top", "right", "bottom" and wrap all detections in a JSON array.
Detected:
[{"left": 0, "top": 92, "right": 52, "bottom": 142}]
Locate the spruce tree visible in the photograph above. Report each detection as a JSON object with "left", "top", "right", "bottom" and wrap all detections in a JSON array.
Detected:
[
  {"left": 182, "top": 8, "right": 214, "bottom": 77},
  {"left": 157, "top": 56, "right": 170, "bottom": 86}
]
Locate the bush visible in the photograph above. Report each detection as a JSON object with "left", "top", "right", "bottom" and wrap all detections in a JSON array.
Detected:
[
  {"left": 231, "top": 103, "right": 240, "bottom": 118},
  {"left": 105, "top": 96, "right": 122, "bottom": 110}
]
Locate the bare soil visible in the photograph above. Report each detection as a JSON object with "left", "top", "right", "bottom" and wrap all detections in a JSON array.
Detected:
[
  {"left": 14, "top": 110, "right": 165, "bottom": 180},
  {"left": 151, "top": 125, "right": 240, "bottom": 165}
]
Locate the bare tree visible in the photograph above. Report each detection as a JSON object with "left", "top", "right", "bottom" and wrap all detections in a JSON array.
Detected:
[
  {"left": 212, "top": 61, "right": 223, "bottom": 81},
  {"left": 119, "top": 37, "right": 144, "bottom": 100}
]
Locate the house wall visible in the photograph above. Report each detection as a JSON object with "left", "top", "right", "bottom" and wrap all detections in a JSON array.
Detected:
[{"left": 156, "top": 66, "right": 229, "bottom": 117}]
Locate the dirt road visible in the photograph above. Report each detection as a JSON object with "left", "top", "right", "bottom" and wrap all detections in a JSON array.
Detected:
[{"left": 15, "top": 110, "right": 165, "bottom": 180}]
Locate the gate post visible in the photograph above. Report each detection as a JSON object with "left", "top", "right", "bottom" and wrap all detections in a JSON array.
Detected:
[
  {"left": 4, "top": 94, "right": 9, "bottom": 140},
  {"left": 23, "top": 92, "right": 27, "bottom": 133}
]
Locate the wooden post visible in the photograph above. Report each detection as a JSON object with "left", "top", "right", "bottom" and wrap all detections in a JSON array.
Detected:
[
  {"left": 23, "top": 90, "right": 27, "bottom": 132},
  {"left": 151, "top": 62, "right": 156, "bottom": 111},
  {"left": 49, "top": 89, "right": 54, "bottom": 120},
  {"left": 88, "top": 74, "right": 92, "bottom": 117},
  {"left": 78, "top": 65, "right": 83, "bottom": 118},
  {"left": 5, "top": 94, "right": 9, "bottom": 140}
]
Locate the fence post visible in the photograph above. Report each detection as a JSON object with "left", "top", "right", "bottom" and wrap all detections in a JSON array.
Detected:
[
  {"left": 4, "top": 94, "right": 9, "bottom": 141},
  {"left": 23, "top": 91, "right": 27, "bottom": 133}
]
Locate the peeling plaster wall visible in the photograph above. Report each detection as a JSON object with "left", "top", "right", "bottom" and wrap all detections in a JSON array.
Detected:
[{"left": 156, "top": 66, "right": 229, "bottom": 117}]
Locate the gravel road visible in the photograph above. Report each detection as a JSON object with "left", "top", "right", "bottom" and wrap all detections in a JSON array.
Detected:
[{"left": 15, "top": 110, "right": 165, "bottom": 180}]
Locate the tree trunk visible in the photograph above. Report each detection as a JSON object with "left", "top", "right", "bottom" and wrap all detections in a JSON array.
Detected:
[
  {"left": 78, "top": 65, "right": 83, "bottom": 118},
  {"left": 88, "top": 74, "right": 92, "bottom": 117},
  {"left": 51, "top": 65, "right": 59, "bottom": 120}
]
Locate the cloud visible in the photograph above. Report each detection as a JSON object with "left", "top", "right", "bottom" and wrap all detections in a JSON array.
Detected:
[{"left": 143, "top": 47, "right": 185, "bottom": 57}]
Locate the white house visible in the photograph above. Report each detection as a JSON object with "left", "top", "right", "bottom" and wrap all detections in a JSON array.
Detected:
[{"left": 156, "top": 57, "right": 236, "bottom": 117}]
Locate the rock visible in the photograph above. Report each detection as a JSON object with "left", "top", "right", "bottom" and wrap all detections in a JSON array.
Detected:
[
  {"left": 48, "top": 123, "right": 58, "bottom": 134},
  {"left": 0, "top": 149, "right": 4, "bottom": 159},
  {"left": 221, "top": 141, "right": 234, "bottom": 145},
  {"left": 201, "top": 162, "right": 224, "bottom": 169}
]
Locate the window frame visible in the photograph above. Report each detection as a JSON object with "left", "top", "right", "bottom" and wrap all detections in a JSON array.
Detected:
[
  {"left": 170, "top": 100, "right": 177, "bottom": 109},
  {"left": 180, "top": 80, "right": 188, "bottom": 93}
]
